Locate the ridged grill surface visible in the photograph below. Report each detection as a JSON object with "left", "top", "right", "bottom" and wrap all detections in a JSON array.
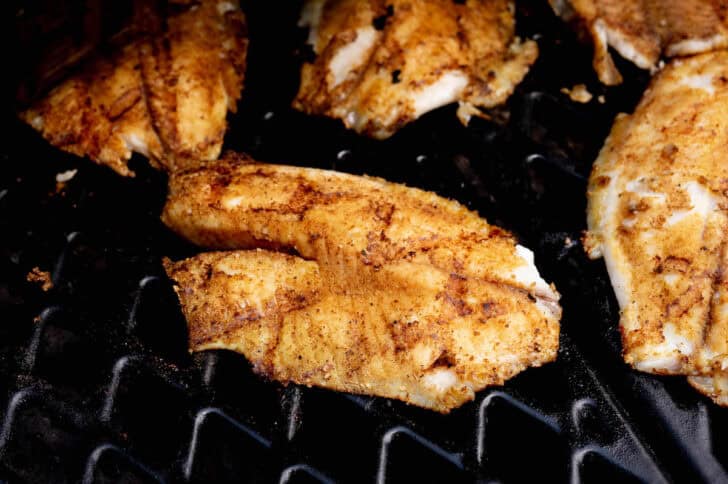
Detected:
[{"left": 2, "top": 1, "right": 728, "bottom": 482}]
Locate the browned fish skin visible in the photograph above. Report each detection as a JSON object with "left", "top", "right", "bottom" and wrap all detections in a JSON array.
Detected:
[
  {"left": 293, "top": 0, "right": 537, "bottom": 138},
  {"left": 550, "top": 0, "right": 728, "bottom": 85},
  {"left": 162, "top": 154, "right": 561, "bottom": 413},
  {"left": 585, "top": 52, "right": 728, "bottom": 390},
  {"left": 19, "top": 0, "right": 247, "bottom": 176}
]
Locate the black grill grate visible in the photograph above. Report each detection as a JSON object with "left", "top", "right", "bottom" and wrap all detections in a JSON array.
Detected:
[{"left": 2, "top": 1, "right": 728, "bottom": 482}]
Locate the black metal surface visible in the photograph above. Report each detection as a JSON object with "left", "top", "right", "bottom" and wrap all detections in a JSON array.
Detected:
[{"left": 2, "top": 1, "right": 727, "bottom": 482}]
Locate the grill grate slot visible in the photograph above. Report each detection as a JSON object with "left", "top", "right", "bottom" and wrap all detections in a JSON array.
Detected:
[{"left": 2, "top": 0, "right": 728, "bottom": 482}]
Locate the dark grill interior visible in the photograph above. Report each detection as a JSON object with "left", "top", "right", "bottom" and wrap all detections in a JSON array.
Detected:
[{"left": 2, "top": 1, "right": 728, "bottom": 482}]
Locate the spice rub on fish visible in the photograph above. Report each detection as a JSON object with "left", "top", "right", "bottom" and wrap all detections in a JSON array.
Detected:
[
  {"left": 689, "top": 373, "right": 728, "bottom": 406},
  {"left": 550, "top": 0, "right": 728, "bottom": 84},
  {"left": 162, "top": 154, "right": 561, "bottom": 412},
  {"left": 585, "top": 52, "right": 728, "bottom": 384},
  {"left": 19, "top": 0, "right": 247, "bottom": 176},
  {"left": 293, "top": 0, "right": 538, "bottom": 139}
]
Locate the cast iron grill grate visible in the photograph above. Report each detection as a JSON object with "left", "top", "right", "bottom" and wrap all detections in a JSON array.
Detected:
[{"left": 2, "top": 1, "right": 728, "bottom": 482}]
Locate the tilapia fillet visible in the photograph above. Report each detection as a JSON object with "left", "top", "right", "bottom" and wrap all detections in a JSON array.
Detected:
[
  {"left": 689, "top": 374, "right": 728, "bottom": 406},
  {"left": 550, "top": 0, "right": 728, "bottom": 85},
  {"left": 162, "top": 155, "right": 561, "bottom": 412},
  {"left": 19, "top": 0, "right": 247, "bottom": 176},
  {"left": 585, "top": 52, "right": 728, "bottom": 386},
  {"left": 293, "top": 0, "right": 537, "bottom": 139}
]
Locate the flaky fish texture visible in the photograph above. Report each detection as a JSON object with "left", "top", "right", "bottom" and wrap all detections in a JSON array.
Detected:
[
  {"left": 550, "top": 0, "right": 728, "bottom": 85},
  {"left": 136, "top": 0, "right": 247, "bottom": 172},
  {"left": 585, "top": 52, "right": 728, "bottom": 382},
  {"left": 292, "top": 0, "right": 538, "bottom": 139},
  {"left": 19, "top": 0, "right": 247, "bottom": 176},
  {"left": 162, "top": 154, "right": 561, "bottom": 412}
]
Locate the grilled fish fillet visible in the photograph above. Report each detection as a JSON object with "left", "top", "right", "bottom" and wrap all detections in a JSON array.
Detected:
[
  {"left": 19, "top": 41, "right": 164, "bottom": 176},
  {"left": 689, "top": 236, "right": 728, "bottom": 406},
  {"left": 137, "top": 0, "right": 248, "bottom": 172},
  {"left": 19, "top": 0, "right": 247, "bottom": 176},
  {"left": 293, "top": 0, "right": 538, "bottom": 139},
  {"left": 689, "top": 373, "right": 728, "bottom": 405},
  {"left": 162, "top": 154, "right": 561, "bottom": 412},
  {"left": 585, "top": 51, "right": 728, "bottom": 377},
  {"left": 550, "top": 0, "right": 728, "bottom": 85}
]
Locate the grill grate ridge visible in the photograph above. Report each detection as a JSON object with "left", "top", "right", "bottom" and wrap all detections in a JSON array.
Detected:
[{"left": 2, "top": 0, "right": 728, "bottom": 482}]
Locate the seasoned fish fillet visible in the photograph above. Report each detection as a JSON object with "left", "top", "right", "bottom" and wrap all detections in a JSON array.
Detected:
[
  {"left": 19, "top": 41, "right": 164, "bottom": 176},
  {"left": 585, "top": 52, "right": 728, "bottom": 376},
  {"left": 689, "top": 237, "right": 728, "bottom": 406},
  {"left": 137, "top": 0, "right": 248, "bottom": 172},
  {"left": 550, "top": 0, "right": 728, "bottom": 84},
  {"left": 19, "top": 0, "right": 247, "bottom": 176},
  {"left": 689, "top": 374, "right": 728, "bottom": 406},
  {"left": 162, "top": 154, "right": 561, "bottom": 412},
  {"left": 293, "top": 0, "right": 538, "bottom": 138}
]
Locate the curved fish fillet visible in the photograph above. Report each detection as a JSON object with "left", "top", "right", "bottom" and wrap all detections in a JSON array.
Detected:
[
  {"left": 138, "top": 0, "right": 248, "bottom": 172},
  {"left": 19, "top": 0, "right": 247, "bottom": 176},
  {"left": 162, "top": 154, "right": 561, "bottom": 412},
  {"left": 19, "top": 41, "right": 164, "bottom": 176},
  {"left": 585, "top": 51, "right": 728, "bottom": 377},
  {"left": 689, "top": 239, "right": 728, "bottom": 406},
  {"left": 689, "top": 373, "right": 728, "bottom": 406},
  {"left": 550, "top": 0, "right": 728, "bottom": 85},
  {"left": 293, "top": 0, "right": 538, "bottom": 138}
]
